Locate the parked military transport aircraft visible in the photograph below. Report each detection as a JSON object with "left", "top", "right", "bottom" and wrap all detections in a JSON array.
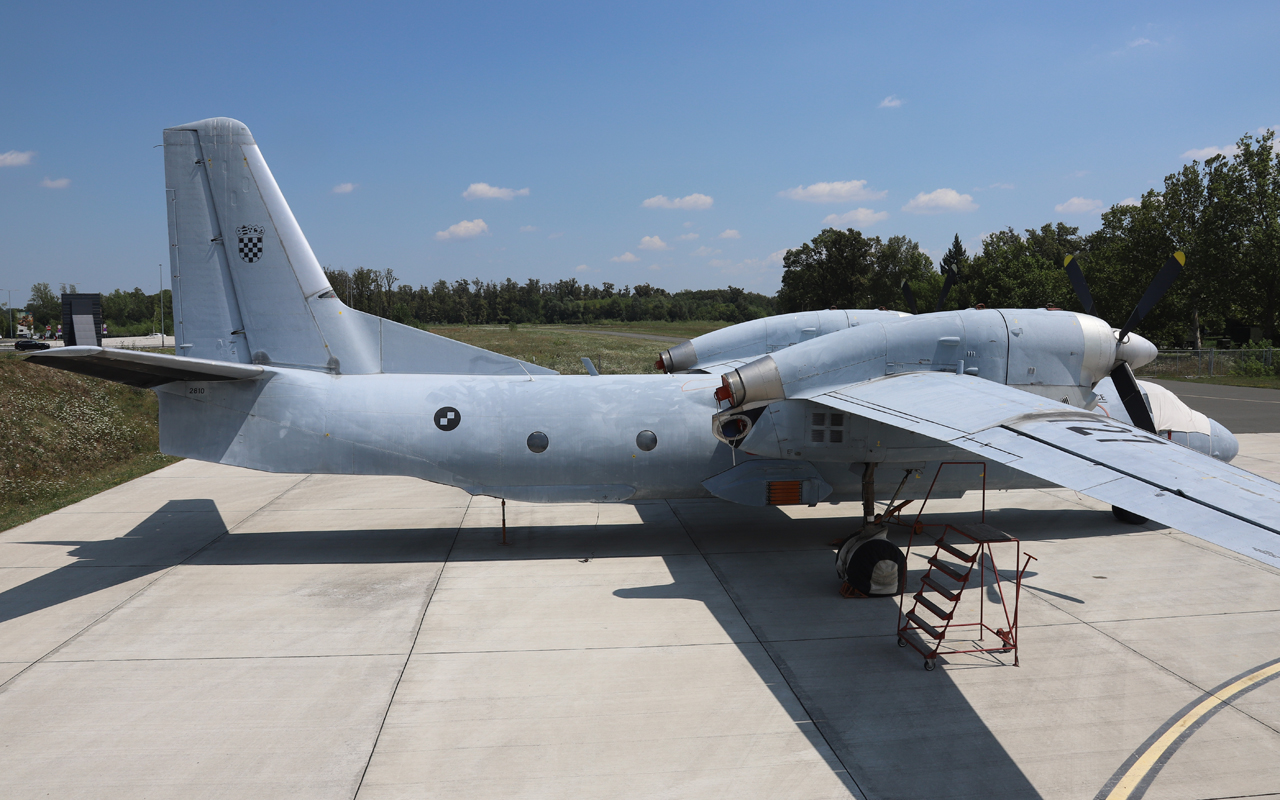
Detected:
[{"left": 28, "top": 118, "right": 1280, "bottom": 597}]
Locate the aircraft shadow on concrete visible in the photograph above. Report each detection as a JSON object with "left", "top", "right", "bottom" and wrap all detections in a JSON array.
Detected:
[{"left": 0, "top": 495, "right": 1132, "bottom": 798}]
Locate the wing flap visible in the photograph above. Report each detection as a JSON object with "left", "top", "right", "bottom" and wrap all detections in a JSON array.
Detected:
[
  {"left": 26, "top": 346, "right": 265, "bottom": 388},
  {"left": 806, "top": 372, "right": 1280, "bottom": 569}
]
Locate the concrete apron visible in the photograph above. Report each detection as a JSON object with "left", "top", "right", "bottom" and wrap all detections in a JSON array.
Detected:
[{"left": 0, "top": 439, "right": 1275, "bottom": 799}]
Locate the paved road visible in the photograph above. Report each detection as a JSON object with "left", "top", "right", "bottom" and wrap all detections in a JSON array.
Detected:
[{"left": 1149, "top": 379, "right": 1280, "bottom": 433}]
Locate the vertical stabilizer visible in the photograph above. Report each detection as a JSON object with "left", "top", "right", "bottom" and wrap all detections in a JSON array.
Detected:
[
  {"left": 165, "top": 117, "right": 332, "bottom": 368},
  {"left": 163, "top": 117, "right": 554, "bottom": 376}
]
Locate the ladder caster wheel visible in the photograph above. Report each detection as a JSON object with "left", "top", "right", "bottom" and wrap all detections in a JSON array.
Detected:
[
  {"left": 924, "top": 659, "right": 935, "bottom": 671},
  {"left": 897, "top": 637, "right": 906, "bottom": 648}
]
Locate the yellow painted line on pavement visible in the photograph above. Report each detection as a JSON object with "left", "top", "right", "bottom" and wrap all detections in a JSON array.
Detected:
[{"left": 1101, "top": 657, "right": 1280, "bottom": 800}]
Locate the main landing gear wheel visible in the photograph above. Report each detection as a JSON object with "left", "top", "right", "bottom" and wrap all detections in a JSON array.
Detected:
[
  {"left": 1112, "top": 506, "right": 1148, "bottom": 524},
  {"left": 897, "top": 637, "right": 907, "bottom": 648},
  {"left": 836, "top": 537, "right": 907, "bottom": 597}
]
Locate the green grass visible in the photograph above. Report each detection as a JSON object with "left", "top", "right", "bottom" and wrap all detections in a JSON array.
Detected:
[
  {"left": 569, "top": 320, "right": 729, "bottom": 339},
  {"left": 0, "top": 352, "right": 179, "bottom": 531},
  {"left": 429, "top": 325, "right": 673, "bottom": 375}
]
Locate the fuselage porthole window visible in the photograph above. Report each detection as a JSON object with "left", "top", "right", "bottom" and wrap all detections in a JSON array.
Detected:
[
  {"left": 527, "top": 431, "right": 549, "bottom": 453},
  {"left": 636, "top": 430, "right": 658, "bottom": 452}
]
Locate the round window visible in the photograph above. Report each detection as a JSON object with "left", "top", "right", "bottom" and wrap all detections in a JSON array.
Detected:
[
  {"left": 636, "top": 430, "right": 657, "bottom": 451},
  {"left": 527, "top": 431, "right": 549, "bottom": 453}
]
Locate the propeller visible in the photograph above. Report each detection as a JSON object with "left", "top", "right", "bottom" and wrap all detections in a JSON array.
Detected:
[
  {"left": 935, "top": 265, "right": 957, "bottom": 313},
  {"left": 1063, "top": 252, "right": 1186, "bottom": 434},
  {"left": 1062, "top": 254, "right": 1095, "bottom": 316},
  {"left": 901, "top": 280, "right": 919, "bottom": 315}
]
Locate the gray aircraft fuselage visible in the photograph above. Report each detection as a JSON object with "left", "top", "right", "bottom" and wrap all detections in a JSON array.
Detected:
[{"left": 158, "top": 306, "right": 1135, "bottom": 504}]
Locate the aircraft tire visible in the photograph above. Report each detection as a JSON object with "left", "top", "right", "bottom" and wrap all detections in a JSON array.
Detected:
[
  {"left": 842, "top": 539, "right": 906, "bottom": 597},
  {"left": 1111, "top": 506, "right": 1148, "bottom": 525}
]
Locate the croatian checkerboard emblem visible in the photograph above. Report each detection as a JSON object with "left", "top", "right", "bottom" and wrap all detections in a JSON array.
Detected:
[
  {"left": 434, "top": 406, "right": 461, "bottom": 431},
  {"left": 236, "top": 224, "right": 265, "bottom": 263}
]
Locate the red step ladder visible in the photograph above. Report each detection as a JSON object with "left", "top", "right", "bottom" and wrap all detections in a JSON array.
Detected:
[{"left": 897, "top": 522, "right": 1035, "bottom": 670}]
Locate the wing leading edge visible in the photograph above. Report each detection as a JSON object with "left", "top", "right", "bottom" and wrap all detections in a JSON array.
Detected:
[{"left": 800, "top": 371, "right": 1280, "bottom": 570}]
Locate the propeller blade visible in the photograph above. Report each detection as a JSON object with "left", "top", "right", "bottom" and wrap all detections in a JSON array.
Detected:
[
  {"left": 901, "top": 280, "right": 919, "bottom": 315},
  {"left": 1116, "top": 252, "right": 1185, "bottom": 341},
  {"left": 1109, "top": 362, "right": 1157, "bottom": 434},
  {"left": 1063, "top": 254, "right": 1096, "bottom": 316},
  {"left": 935, "top": 267, "right": 957, "bottom": 313}
]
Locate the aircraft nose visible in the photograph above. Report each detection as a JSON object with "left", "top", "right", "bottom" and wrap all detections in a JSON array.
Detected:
[
  {"left": 1115, "top": 331, "right": 1158, "bottom": 369},
  {"left": 1210, "top": 418, "right": 1239, "bottom": 462}
]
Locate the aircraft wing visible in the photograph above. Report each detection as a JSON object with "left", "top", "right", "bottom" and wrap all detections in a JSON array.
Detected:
[
  {"left": 797, "top": 371, "right": 1280, "bottom": 570},
  {"left": 26, "top": 346, "right": 265, "bottom": 388}
]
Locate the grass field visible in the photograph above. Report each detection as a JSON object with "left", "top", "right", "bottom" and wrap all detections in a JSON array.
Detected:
[
  {"left": 428, "top": 325, "right": 675, "bottom": 374},
  {"left": 0, "top": 352, "right": 179, "bottom": 531}
]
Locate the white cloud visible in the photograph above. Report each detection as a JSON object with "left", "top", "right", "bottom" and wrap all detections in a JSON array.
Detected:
[
  {"left": 611, "top": 252, "right": 639, "bottom": 262},
  {"left": 902, "top": 188, "right": 977, "bottom": 214},
  {"left": 648, "top": 264, "right": 662, "bottom": 271},
  {"left": 989, "top": 182, "right": 1014, "bottom": 190},
  {"left": 435, "top": 219, "right": 489, "bottom": 240},
  {"left": 575, "top": 264, "right": 591, "bottom": 273},
  {"left": 1055, "top": 197, "right": 1104, "bottom": 214},
  {"left": 332, "top": 182, "right": 356, "bottom": 194},
  {"left": 0, "top": 150, "right": 35, "bottom": 167},
  {"left": 1069, "top": 170, "right": 1090, "bottom": 178},
  {"left": 1118, "top": 197, "right": 1140, "bottom": 207},
  {"left": 641, "top": 193, "right": 714, "bottom": 210},
  {"left": 712, "top": 249, "right": 786, "bottom": 277},
  {"left": 779, "top": 180, "right": 887, "bottom": 203},
  {"left": 40, "top": 177, "right": 70, "bottom": 189},
  {"left": 822, "top": 208, "right": 889, "bottom": 227},
  {"left": 463, "top": 182, "right": 529, "bottom": 200},
  {"left": 547, "top": 232, "right": 563, "bottom": 239},
  {"left": 677, "top": 232, "right": 699, "bottom": 241},
  {"left": 879, "top": 95, "right": 903, "bottom": 108},
  {"left": 709, "top": 259, "right": 732, "bottom": 268},
  {"left": 1182, "top": 145, "right": 1239, "bottom": 161},
  {"left": 1128, "top": 37, "right": 1155, "bottom": 47},
  {"left": 639, "top": 235, "right": 670, "bottom": 250},
  {"left": 519, "top": 225, "right": 538, "bottom": 232},
  {"left": 692, "top": 246, "right": 721, "bottom": 257},
  {"left": 683, "top": 221, "right": 694, "bottom": 228},
  {"left": 718, "top": 229, "right": 741, "bottom": 239}
]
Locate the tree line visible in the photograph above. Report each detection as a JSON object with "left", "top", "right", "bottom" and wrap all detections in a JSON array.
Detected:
[
  {"left": 319, "top": 270, "right": 777, "bottom": 326},
  {"left": 778, "top": 129, "right": 1280, "bottom": 349}
]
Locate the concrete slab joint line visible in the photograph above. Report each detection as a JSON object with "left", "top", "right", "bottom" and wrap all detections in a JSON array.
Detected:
[
  {"left": 0, "top": 471, "right": 311, "bottom": 691},
  {"left": 353, "top": 495, "right": 469, "bottom": 798},
  {"left": 665, "top": 499, "right": 868, "bottom": 800}
]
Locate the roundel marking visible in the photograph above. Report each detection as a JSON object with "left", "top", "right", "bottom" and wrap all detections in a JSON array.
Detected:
[{"left": 434, "top": 406, "right": 461, "bottom": 431}]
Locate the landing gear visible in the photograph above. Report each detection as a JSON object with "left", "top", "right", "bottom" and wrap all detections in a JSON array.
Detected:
[
  {"left": 1112, "top": 506, "right": 1148, "bottom": 524},
  {"left": 837, "top": 536, "right": 907, "bottom": 597},
  {"left": 923, "top": 659, "right": 935, "bottom": 671}
]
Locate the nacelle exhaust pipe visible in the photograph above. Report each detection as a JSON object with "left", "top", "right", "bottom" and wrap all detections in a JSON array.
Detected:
[
  {"left": 714, "top": 356, "right": 784, "bottom": 408},
  {"left": 656, "top": 340, "right": 699, "bottom": 373}
]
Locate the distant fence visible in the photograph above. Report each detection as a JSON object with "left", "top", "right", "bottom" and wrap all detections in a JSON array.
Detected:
[{"left": 1135, "top": 349, "right": 1274, "bottom": 379}]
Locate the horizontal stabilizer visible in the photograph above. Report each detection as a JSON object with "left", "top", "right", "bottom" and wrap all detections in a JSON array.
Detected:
[{"left": 26, "top": 346, "right": 265, "bottom": 388}]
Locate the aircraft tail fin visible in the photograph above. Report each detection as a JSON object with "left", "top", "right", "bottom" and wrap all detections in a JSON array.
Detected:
[{"left": 163, "top": 118, "right": 552, "bottom": 376}]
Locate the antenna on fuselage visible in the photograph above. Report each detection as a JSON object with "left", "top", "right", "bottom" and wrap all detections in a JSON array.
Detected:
[{"left": 901, "top": 280, "right": 919, "bottom": 315}]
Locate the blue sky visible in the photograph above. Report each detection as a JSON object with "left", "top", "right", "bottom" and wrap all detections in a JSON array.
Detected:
[{"left": 2, "top": 1, "right": 1278, "bottom": 306}]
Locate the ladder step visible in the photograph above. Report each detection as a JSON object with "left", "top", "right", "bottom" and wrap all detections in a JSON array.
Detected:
[
  {"left": 936, "top": 538, "right": 976, "bottom": 563},
  {"left": 928, "top": 556, "right": 969, "bottom": 584},
  {"left": 906, "top": 611, "right": 943, "bottom": 640},
  {"left": 914, "top": 592, "right": 951, "bottom": 621},
  {"left": 921, "top": 575, "right": 959, "bottom": 603}
]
